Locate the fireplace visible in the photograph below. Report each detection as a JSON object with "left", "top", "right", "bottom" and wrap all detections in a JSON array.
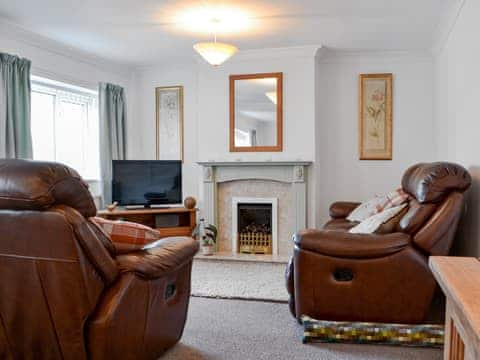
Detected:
[{"left": 232, "top": 197, "right": 278, "bottom": 255}]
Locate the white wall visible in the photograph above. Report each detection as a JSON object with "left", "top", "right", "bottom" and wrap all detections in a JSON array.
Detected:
[
  {"left": 197, "top": 48, "right": 320, "bottom": 226},
  {"left": 132, "top": 47, "right": 321, "bottom": 226},
  {"left": 316, "top": 50, "right": 436, "bottom": 225},
  {"left": 0, "top": 21, "right": 132, "bottom": 98},
  {"left": 131, "top": 47, "right": 437, "bottom": 230},
  {"left": 197, "top": 48, "right": 318, "bottom": 163},
  {"left": 433, "top": 0, "right": 480, "bottom": 256},
  {"left": 130, "top": 62, "right": 200, "bottom": 203}
]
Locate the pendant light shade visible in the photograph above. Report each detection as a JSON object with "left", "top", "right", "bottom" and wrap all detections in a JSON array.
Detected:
[{"left": 193, "top": 41, "right": 238, "bottom": 66}]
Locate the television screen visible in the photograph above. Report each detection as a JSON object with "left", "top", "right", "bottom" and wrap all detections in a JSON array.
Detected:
[{"left": 112, "top": 160, "right": 182, "bottom": 206}]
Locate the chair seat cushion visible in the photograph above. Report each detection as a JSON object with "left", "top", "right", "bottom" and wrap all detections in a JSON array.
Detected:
[
  {"left": 294, "top": 230, "right": 411, "bottom": 259},
  {"left": 116, "top": 236, "right": 199, "bottom": 279}
]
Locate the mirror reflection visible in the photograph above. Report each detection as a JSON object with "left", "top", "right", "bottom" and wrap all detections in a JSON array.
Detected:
[{"left": 230, "top": 73, "right": 282, "bottom": 152}]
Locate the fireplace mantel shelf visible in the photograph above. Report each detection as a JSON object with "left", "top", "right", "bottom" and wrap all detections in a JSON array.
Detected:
[{"left": 197, "top": 161, "right": 312, "bottom": 167}]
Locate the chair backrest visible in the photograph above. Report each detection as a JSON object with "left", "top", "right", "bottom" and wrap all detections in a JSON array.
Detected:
[
  {"left": 400, "top": 162, "right": 471, "bottom": 255},
  {"left": 0, "top": 159, "right": 118, "bottom": 358}
]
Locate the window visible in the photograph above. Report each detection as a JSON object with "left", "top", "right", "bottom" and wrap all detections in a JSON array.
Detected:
[{"left": 31, "top": 77, "right": 100, "bottom": 180}]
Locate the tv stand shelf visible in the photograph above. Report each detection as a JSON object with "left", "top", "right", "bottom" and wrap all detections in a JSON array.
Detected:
[{"left": 97, "top": 207, "right": 197, "bottom": 238}]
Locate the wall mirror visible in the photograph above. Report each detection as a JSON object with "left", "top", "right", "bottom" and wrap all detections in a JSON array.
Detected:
[{"left": 230, "top": 72, "right": 283, "bottom": 152}]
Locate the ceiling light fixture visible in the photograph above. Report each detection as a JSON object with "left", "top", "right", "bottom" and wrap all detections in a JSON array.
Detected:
[
  {"left": 193, "top": 32, "right": 238, "bottom": 66},
  {"left": 180, "top": 6, "right": 248, "bottom": 66}
]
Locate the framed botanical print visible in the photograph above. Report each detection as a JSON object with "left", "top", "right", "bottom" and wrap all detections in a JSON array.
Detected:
[
  {"left": 358, "top": 73, "right": 392, "bottom": 160},
  {"left": 155, "top": 86, "right": 184, "bottom": 161}
]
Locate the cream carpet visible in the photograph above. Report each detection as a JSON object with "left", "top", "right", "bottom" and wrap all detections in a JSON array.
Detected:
[
  {"left": 191, "top": 259, "right": 289, "bottom": 302},
  {"left": 162, "top": 297, "right": 442, "bottom": 360}
]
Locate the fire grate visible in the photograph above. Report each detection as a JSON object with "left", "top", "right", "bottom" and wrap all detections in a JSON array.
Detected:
[{"left": 237, "top": 203, "right": 272, "bottom": 254}]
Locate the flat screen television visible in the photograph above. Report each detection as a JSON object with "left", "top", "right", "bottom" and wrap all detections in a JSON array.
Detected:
[{"left": 112, "top": 160, "right": 182, "bottom": 207}]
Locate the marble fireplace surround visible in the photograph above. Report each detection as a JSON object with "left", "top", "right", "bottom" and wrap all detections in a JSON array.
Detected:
[{"left": 198, "top": 161, "right": 311, "bottom": 256}]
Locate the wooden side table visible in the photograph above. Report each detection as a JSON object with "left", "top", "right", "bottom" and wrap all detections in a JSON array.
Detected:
[{"left": 429, "top": 257, "right": 480, "bottom": 360}]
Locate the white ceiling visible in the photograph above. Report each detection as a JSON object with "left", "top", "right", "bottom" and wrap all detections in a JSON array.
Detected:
[{"left": 0, "top": 0, "right": 456, "bottom": 67}]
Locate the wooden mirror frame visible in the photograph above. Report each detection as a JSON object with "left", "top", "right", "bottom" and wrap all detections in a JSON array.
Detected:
[{"left": 229, "top": 72, "right": 283, "bottom": 152}]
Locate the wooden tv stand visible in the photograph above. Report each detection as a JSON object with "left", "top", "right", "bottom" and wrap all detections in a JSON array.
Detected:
[{"left": 97, "top": 207, "right": 197, "bottom": 238}]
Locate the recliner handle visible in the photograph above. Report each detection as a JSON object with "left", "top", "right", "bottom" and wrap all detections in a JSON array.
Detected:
[
  {"left": 333, "top": 268, "right": 354, "bottom": 282},
  {"left": 165, "top": 283, "right": 176, "bottom": 299}
]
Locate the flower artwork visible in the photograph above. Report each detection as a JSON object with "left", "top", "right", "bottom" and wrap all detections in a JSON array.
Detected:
[{"left": 359, "top": 74, "right": 392, "bottom": 160}]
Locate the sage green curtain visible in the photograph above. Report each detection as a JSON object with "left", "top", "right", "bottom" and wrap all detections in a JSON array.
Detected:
[
  {"left": 99, "top": 82, "right": 126, "bottom": 206},
  {"left": 0, "top": 53, "right": 32, "bottom": 158}
]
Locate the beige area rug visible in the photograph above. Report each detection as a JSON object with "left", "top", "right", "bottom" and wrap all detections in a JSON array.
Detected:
[{"left": 191, "top": 259, "right": 289, "bottom": 302}]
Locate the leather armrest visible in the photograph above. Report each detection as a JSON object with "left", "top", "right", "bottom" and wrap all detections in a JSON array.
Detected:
[
  {"left": 113, "top": 242, "right": 145, "bottom": 255},
  {"left": 329, "top": 201, "right": 361, "bottom": 219},
  {"left": 116, "top": 237, "right": 199, "bottom": 279},
  {"left": 294, "top": 229, "right": 410, "bottom": 259}
]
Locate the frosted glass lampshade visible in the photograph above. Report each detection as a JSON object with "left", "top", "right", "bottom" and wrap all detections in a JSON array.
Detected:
[{"left": 193, "top": 42, "right": 238, "bottom": 66}]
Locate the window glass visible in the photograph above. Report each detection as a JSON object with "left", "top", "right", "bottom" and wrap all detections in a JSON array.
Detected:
[{"left": 31, "top": 77, "right": 100, "bottom": 180}]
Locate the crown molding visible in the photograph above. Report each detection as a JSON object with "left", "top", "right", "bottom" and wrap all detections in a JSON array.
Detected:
[
  {"left": 431, "top": 0, "right": 466, "bottom": 56},
  {"left": 0, "top": 18, "right": 133, "bottom": 77},
  {"left": 318, "top": 48, "right": 433, "bottom": 64},
  {"left": 135, "top": 58, "right": 198, "bottom": 72}
]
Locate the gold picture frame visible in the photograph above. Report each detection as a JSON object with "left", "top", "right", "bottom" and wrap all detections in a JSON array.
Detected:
[
  {"left": 155, "top": 86, "right": 184, "bottom": 161},
  {"left": 359, "top": 73, "right": 392, "bottom": 160}
]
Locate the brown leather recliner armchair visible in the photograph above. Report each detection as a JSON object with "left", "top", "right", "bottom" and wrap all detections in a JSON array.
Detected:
[
  {"left": 0, "top": 159, "right": 199, "bottom": 359},
  {"left": 286, "top": 162, "right": 471, "bottom": 324}
]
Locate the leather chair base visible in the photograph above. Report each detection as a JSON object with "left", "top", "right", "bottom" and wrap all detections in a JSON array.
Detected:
[
  {"left": 291, "top": 246, "right": 436, "bottom": 324},
  {"left": 88, "top": 261, "right": 193, "bottom": 360}
]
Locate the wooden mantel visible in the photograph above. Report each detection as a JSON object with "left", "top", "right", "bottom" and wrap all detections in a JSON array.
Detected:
[{"left": 429, "top": 257, "right": 480, "bottom": 360}]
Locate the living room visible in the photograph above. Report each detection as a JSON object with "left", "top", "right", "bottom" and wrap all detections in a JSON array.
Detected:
[{"left": 0, "top": 0, "right": 479, "bottom": 359}]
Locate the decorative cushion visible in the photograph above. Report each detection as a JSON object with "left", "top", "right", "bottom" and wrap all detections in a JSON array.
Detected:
[
  {"left": 90, "top": 217, "right": 161, "bottom": 245},
  {"left": 375, "top": 205, "right": 409, "bottom": 234},
  {"left": 349, "top": 204, "right": 408, "bottom": 234},
  {"left": 346, "top": 188, "right": 410, "bottom": 222}
]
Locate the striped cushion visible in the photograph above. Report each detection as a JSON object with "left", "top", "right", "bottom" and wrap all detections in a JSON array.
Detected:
[{"left": 91, "top": 217, "right": 161, "bottom": 245}]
